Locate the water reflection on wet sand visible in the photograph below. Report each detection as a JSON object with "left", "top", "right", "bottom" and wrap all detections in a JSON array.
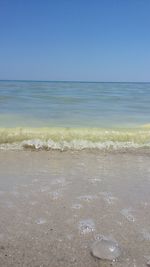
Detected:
[{"left": 0, "top": 150, "right": 150, "bottom": 267}]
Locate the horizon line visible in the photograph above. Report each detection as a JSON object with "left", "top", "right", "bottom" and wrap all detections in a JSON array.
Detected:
[{"left": 0, "top": 79, "right": 150, "bottom": 83}]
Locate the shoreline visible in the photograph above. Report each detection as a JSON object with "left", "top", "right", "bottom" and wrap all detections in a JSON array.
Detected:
[{"left": 0, "top": 150, "right": 150, "bottom": 266}]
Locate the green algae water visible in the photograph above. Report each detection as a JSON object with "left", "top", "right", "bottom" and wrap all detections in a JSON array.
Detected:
[{"left": 0, "top": 80, "right": 150, "bottom": 150}]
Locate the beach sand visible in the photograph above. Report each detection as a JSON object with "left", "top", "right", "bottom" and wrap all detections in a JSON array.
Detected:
[{"left": 0, "top": 150, "right": 150, "bottom": 266}]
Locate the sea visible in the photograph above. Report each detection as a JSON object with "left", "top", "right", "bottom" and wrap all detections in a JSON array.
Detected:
[
  {"left": 0, "top": 80, "right": 150, "bottom": 150},
  {"left": 1, "top": 81, "right": 150, "bottom": 267}
]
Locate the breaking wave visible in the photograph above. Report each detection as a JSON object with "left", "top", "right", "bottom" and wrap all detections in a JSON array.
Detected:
[{"left": 0, "top": 127, "right": 150, "bottom": 151}]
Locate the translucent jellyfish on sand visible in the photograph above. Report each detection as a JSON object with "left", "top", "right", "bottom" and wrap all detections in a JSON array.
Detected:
[{"left": 91, "top": 237, "right": 121, "bottom": 261}]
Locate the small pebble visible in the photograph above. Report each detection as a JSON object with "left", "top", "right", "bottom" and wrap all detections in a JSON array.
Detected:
[
  {"left": 35, "top": 218, "right": 46, "bottom": 224},
  {"left": 91, "top": 238, "right": 121, "bottom": 261}
]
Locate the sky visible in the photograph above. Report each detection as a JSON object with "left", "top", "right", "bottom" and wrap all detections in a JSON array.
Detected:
[{"left": 0, "top": 0, "right": 150, "bottom": 82}]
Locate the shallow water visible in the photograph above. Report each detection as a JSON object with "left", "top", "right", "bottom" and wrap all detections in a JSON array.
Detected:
[
  {"left": 0, "top": 81, "right": 150, "bottom": 128},
  {"left": 0, "top": 81, "right": 150, "bottom": 150}
]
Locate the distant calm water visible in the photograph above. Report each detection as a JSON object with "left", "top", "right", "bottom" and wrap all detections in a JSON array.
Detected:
[
  {"left": 0, "top": 81, "right": 150, "bottom": 150},
  {"left": 0, "top": 80, "right": 150, "bottom": 128}
]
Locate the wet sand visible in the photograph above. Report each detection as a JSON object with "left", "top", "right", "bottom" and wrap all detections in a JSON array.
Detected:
[{"left": 0, "top": 150, "right": 150, "bottom": 266}]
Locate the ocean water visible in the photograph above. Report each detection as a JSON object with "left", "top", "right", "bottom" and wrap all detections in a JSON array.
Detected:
[{"left": 0, "top": 80, "right": 150, "bottom": 150}]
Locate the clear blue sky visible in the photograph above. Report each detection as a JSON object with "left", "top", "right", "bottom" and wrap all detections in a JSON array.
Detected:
[{"left": 0, "top": 0, "right": 150, "bottom": 82}]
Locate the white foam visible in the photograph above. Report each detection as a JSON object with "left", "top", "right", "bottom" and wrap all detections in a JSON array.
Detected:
[
  {"left": 35, "top": 218, "right": 47, "bottom": 225},
  {"left": 100, "top": 192, "right": 118, "bottom": 205},
  {"left": 0, "top": 138, "right": 150, "bottom": 151},
  {"left": 121, "top": 208, "right": 135, "bottom": 222},
  {"left": 40, "top": 187, "right": 49, "bottom": 193},
  {"left": 49, "top": 190, "right": 62, "bottom": 200},
  {"left": 141, "top": 229, "right": 150, "bottom": 241},
  {"left": 88, "top": 177, "right": 102, "bottom": 183},
  {"left": 77, "top": 195, "right": 97, "bottom": 202},
  {"left": 51, "top": 178, "right": 66, "bottom": 186},
  {"left": 22, "top": 139, "right": 150, "bottom": 150},
  {"left": 72, "top": 203, "right": 83, "bottom": 209},
  {"left": 78, "top": 219, "right": 95, "bottom": 234}
]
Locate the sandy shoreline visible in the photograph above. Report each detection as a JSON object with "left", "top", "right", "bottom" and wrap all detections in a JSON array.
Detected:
[{"left": 0, "top": 150, "right": 150, "bottom": 266}]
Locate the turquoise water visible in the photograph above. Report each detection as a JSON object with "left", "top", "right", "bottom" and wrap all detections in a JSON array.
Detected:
[
  {"left": 0, "top": 81, "right": 150, "bottom": 128},
  {"left": 0, "top": 81, "right": 150, "bottom": 149}
]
